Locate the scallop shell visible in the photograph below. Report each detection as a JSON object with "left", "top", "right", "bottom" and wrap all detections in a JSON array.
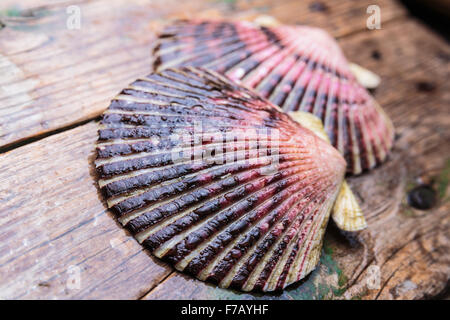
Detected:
[
  {"left": 289, "top": 111, "right": 367, "bottom": 232},
  {"left": 152, "top": 20, "right": 395, "bottom": 175},
  {"left": 348, "top": 63, "right": 381, "bottom": 89},
  {"left": 332, "top": 181, "right": 367, "bottom": 232},
  {"left": 95, "top": 67, "right": 347, "bottom": 292}
]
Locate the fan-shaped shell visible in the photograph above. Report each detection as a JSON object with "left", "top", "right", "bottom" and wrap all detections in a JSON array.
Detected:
[
  {"left": 151, "top": 20, "right": 395, "bottom": 175},
  {"left": 95, "top": 67, "right": 346, "bottom": 292},
  {"left": 289, "top": 111, "right": 367, "bottom": 231}
]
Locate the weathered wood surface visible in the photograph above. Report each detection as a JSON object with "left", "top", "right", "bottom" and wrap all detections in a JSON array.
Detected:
[
  {"left": 0, "top": 0, "right": 406, "bottom": 149},
  {"left": 0, "top": 122, "right": 173, "bottom": 299},
  {"left": 0, "top": 0, "right": 449, "bottom": 300}
]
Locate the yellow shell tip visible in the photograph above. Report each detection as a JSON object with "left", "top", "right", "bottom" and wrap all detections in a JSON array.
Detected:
[
  {"left": 332, "top": 181, "right": 367, "bottom": 231},
  {"left": 252, "top": 15, "right": 281, "bottom": 27}
]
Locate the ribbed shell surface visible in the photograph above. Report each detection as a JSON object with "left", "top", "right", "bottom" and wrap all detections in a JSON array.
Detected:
[
  {"left": 95, "top": 67, "right": 346, "bottom": 292},
  {"left": 151, "top": 20, "right": 394, "bottom": 175}
]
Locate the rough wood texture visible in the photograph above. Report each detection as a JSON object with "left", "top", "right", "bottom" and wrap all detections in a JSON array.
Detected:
[
  {"left": 0, "top": 122, "right": 172, "bottom": 299},
  {"left": 0, "top": 0, "right": 449, "bottom": 300},
  {"left": 0, "top": 0, "right": 406, "bottom": 148}
]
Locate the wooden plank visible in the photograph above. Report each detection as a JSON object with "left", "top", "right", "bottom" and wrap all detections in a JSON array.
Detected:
[
  {"left": 0, "top": 0, "right": 406, "bottom": 148},
  {"left": 1, "top": 4, "right": 448, "bottom": 300},
  {"left": 143, "top": 18, "right": 450, "bottom": 300},
  {"left": 0, "top": 122, "right": 172, "bottom": 299}
]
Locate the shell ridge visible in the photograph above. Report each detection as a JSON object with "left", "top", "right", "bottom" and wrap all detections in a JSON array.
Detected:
[
  {"left": 264, "top": 50, "right": 308, "bottom": 106},
  {"left": 282, "top": 43, "right": 322, "bottom": 112},
  {"left": 179, "top": 166, "right": 328, "bottom": 276},
  {"left": 219, "top": 175, "right": 333, "bottom": 290},
  {"left": 223, "top": 135, "right": 342, "bottom": 290},
  {"left": 192, "top": 178, "right": 324, "bottom": 282},
  {"left": 266, "top": 42, "right": 317, "bottom": 106},
  {"left": 139, "top": 158, "right": 322, "bottom": 255},
  {"left": 297, "top": 48, "right": 329, "bottom": 113},
  {"left": 130, "top": 156, "right": 316, "bottom": 244},
  {"left": 240, "top": 36, "right": 300, "bottom": 87},
  {"left": 97, "top": 67, "right": 348, "bottom": 292},
  {"left": 246, "top": 183, "right": 333, "bottom": 291},
  {"left": 202, "top": 36, "right": 281, "bottom": 73},
  {"left": 226, "top": 29, "right": 299, "bottom": 81},
  {"left": 151, "top": 21, "right": 394, "bottom": 174},
  {"left": 288, "top": 190, "right": 338, "bottom": 285},
  {"left": 269, "top": 189, "right": 335, "bottom": 291},
  {"left": 97, "top": 146, "right": 310, "bottom": 199}
]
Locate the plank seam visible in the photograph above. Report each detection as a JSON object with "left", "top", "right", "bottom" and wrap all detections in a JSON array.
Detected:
[{"left": 138, "top": 270, "right": 175, "bottom": 300}]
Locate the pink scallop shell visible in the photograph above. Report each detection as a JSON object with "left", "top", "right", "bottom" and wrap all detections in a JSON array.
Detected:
[
  {"left": 152, "top": 20, "right": 394, "bottom": 174},
  {"left": 96, "top": 67, "right": 346, "bottom": 291}
]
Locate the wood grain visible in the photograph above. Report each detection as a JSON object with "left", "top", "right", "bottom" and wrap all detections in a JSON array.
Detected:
[
  {"left": 0, "top": 0, "right": 406, "bottom": 148},
  {"left": 0, "top": 122, "right": 171, "bottom": 299},
  {"left": 0, "top": 1, "right": 448, "bottom": 300}
]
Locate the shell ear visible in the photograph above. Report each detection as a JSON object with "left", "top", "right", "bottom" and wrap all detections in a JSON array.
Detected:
[
  {"left": 252, "top": 15, "right": 281, "bottom": 27},
  {"left": 289, "top": 111, "right": 367, "bottom": 231},
  {"left": 349, "top": 63, "right": 381, "bottom": 89},
  {"left": 332, "top": 181, "right": 367, "bottom": 231}
]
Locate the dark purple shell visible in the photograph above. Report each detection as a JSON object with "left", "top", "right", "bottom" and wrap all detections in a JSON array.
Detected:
[
  {"left": 152, "top": 20, "right": 395, "bottom": 174},
  {"left": 96, "top": 67, "right": 346, "bottom": 291}
]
